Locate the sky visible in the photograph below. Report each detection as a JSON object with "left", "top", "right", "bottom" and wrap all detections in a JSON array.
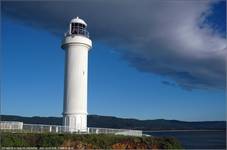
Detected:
[{"left": 1, "top": 0, "right": 226, "bottom": 121}]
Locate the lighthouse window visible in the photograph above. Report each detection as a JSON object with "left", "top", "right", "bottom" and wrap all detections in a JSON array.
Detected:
[
  {"left": 79, "top": 24, "right": 85, "bottom": 29},
  {"left": 71, "top": 23, "right": 86, "bottom": 34},
  {"left": 71, "top": 23, "right": 79, "bottom": 34}
]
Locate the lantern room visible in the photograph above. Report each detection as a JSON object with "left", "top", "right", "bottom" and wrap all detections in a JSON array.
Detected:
[{"left": 68, "top": 17, "right": 89, "bottom": 37}]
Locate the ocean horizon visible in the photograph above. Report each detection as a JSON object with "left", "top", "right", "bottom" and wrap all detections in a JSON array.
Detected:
[{"left": 144, "top": 130, "right": 226, "bottom": 149}]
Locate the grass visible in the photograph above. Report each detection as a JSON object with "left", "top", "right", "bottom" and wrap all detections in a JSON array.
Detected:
[{"left": 1, "top": 132, "right": 183, "bottom": 149}]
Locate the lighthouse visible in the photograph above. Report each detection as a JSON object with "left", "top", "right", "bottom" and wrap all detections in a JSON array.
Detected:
[{"left": 61, "top": 17, "right": 92, "bottom": 132}]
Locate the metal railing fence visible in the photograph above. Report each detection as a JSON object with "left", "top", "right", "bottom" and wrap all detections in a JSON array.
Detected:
[{"left": 0, "top": 122, "right": 142, "bottom": 137}]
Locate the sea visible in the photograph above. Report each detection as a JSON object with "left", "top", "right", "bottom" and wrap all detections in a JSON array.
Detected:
[{"left": 143, "top": 130, "right": 226, "bottom": 149}]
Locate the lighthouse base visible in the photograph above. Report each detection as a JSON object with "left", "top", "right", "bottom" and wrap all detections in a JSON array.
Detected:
[{"left": 63, "top": 114, "right": 87, "bottom": 132}]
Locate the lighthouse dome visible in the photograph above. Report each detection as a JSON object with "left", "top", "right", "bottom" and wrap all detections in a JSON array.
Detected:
[{"left": 70, "top": 17, "right": 87, "bottom": 26}]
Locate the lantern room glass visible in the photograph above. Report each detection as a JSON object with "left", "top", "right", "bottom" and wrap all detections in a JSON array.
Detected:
[{"left": 71, "top": 23, "right": 88, "bottom": 37}]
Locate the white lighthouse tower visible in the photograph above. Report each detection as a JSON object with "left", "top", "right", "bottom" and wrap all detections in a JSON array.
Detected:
[{"left": 61, "top": 17, "right": 92, "bottom": 132}]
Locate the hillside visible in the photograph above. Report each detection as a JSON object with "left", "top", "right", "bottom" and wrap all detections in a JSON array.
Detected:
[
  {"left": 1, "top": 114, "right": 226, "bottom": 131},
  {"left": 1, "top": 133, "right": 182, "bottom": 149}
]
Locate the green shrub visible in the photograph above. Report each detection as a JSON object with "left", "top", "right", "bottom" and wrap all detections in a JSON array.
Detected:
[{"left": 1, "top": 132, "right": 182, "bottom": 149}]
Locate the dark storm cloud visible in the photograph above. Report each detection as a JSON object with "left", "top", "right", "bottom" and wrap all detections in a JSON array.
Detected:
[{"left": 2, "top": 0, "right": 226, "bottom": 90}]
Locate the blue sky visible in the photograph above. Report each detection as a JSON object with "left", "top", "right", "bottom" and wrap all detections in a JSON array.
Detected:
[{"left": 2, "top": 1, "right": 226, "bottom": 121}]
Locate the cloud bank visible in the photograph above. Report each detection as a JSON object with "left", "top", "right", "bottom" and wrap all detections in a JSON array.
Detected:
[{"left": 2, "top": 0, "right": 226, "bottom": 90}]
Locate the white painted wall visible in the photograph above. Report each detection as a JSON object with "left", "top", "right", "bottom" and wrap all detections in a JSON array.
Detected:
[{"left": 62, "top": 35, "right": 92, "bottom": 132}]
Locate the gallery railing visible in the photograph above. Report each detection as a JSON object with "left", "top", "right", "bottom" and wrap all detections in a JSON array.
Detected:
[{"left": 65, "top": 27, "right": 90, "bottom": 38}]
